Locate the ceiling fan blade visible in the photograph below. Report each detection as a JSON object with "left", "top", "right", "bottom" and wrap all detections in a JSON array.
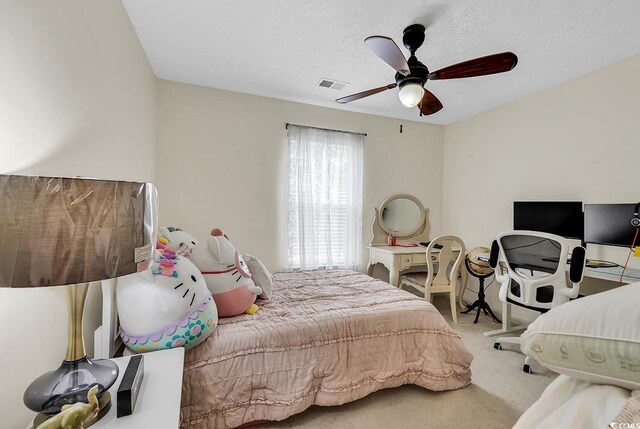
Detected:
[
  {"left": 336, "top": 83, "right": 397, "bottom": 104},
  {"left": 418, "top": 89, "right": 443, "bottom": 116},
  {"left": 428, "top": 52, "right": 518, "bottom": 80},
  {"left": 364, "top": 36, "right": 410, "bottom": 75}
]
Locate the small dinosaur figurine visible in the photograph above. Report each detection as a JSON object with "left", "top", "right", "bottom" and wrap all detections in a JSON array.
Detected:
[{"left": 36, "top": 385, "right": 100, "bottom": 429}]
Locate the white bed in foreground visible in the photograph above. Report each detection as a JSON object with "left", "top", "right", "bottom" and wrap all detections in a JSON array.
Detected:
[
  {"left": 514, "top": 374, "right": 636, "bottom": 429},
  {"left": 515, "top": 282, "right": 640, "bottom": 429}
]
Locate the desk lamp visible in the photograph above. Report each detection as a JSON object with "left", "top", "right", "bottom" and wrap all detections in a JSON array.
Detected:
[{"left": 0, "top": 175, "right": 157, "bottom": 425}]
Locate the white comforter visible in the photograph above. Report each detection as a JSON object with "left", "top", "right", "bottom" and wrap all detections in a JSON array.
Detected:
[{"left": 514, "top": 374, "right": 633, "bottom": 429}]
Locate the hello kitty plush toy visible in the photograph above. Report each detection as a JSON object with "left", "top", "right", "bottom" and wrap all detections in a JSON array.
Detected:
[
  {"left": 117, "top": 247, "right": 218, "bottom": 353},
  {"left": 158, "top": 226, "right": 199, "bottom": 257},
  {"left": 190, "top": 228, "right": 263, "bottom": 317}
]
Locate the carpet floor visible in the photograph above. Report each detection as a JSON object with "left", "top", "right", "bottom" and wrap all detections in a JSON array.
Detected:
[{"left": 262, "top": 293, "right": 556, "bottom": 429}]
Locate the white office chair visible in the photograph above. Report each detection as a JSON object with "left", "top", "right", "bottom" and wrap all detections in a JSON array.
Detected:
[
  {"left": 490, "top": 230, "right": 586, "bottom": 373},
  {"left": 400, "top": 235, "right": 466, "bottom": 323}
]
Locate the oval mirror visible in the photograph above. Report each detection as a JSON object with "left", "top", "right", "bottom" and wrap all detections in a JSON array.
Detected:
[{"left": 380, "top": 196, "right": 423, "bottom": 236}]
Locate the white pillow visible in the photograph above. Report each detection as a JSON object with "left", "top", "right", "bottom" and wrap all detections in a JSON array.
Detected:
[
  {"left": 244, "top": 254, "right": 273, "bottom": 300},
  {"left": 521, "top": 283, "right": 640, "bottom": 390}
]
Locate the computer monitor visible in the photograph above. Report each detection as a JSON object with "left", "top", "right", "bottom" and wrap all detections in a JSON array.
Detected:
[
  {"left": 513, "top": 201, "right": 583, "bottom": 240},
  {"left": 584, "top": 203, "right": 639, "bottom": 248}
]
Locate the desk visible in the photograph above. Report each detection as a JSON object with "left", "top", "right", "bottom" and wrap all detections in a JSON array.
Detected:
[
  {"left": 477, "top": 254, "right": 640, "bottom": 284},
  {"left": 367, "top": 245, "right": 468, "bottom": 307},
  {"left": 584, "top": 265, "right": 640, "bottom": 283},
  {"left": 478, "top": 254, "right": 639, "bottom": 337}
]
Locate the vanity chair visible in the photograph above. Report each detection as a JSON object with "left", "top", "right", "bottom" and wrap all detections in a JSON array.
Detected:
[{"left": 399, "top": 235, "right": 466, "bottom": 323}]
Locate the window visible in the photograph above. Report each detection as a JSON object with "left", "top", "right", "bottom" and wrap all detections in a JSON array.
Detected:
[{"left": 284, "top": 125, "right": 364, "bottom": 270}]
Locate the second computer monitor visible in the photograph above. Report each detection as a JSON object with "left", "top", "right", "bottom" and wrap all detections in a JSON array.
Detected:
[
  {"left": 513, "top": 201, "right": 583, "bottom": 240},
  {"left": 584, "top": 203, "right": 639, "bottom": 248}
]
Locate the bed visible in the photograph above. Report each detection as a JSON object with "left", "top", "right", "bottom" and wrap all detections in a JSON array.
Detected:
[
  {"left": 512, "top": 282, "right": 640, "bottom": 429},
  {"left": 97, "top": 269, "right": 473, "bottom": 429},
  {"left": 514, "top": 374, "right": 637, "bottom": 428}
]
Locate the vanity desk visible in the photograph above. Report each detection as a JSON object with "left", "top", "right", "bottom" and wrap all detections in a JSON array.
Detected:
[
  {"left": 367, "top": 244, "right": 432, "bottom": 287},
  {"left": 367, "top": 245, "right": 467, "bottom": 298},
  {"left": 366, "top": 194, "right": 468, "bottom": 308}
]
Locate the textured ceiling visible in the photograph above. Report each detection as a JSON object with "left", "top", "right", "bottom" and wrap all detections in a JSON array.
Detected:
[{"left": 122, "top": 0, "right": 640, "bottom": 125}]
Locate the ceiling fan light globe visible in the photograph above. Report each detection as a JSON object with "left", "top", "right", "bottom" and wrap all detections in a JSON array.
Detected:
[{"left": 398, "top": 83, "right": 424, "bottom": 107}]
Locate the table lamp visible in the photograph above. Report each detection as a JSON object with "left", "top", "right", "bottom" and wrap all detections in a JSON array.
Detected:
[{"left": 0, "top": 175, "right": 157, "bottom": 425}]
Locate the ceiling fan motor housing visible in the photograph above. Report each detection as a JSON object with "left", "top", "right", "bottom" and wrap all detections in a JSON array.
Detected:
[{"left": 396, "top": 56, "right": 429, "bottom": 87}]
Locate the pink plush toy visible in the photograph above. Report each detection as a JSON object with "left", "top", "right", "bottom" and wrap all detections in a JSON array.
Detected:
[{"left": 190, "top": 228, "right": 263, "bottom": 317}]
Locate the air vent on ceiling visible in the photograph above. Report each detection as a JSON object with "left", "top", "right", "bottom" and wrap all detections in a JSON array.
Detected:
[{"left": 317, "top": 78, "right": 348, "bottom": 90}]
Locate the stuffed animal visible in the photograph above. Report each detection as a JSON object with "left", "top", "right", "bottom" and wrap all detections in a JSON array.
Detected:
[
  {"left": 117, "top": 247, "right": 218, "bottom": 353},
  {"left": 36, "top": 385, "right": 99, "bottom": 429},
  {"left": 190, "top": 228, "right": 262, "bottom": 317},
  {"left": 158, "top": 226, "right": 199, "bottom": 257}
]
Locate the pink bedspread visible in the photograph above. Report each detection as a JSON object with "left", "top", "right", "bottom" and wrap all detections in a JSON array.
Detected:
[{"left": 180, "top": 270, "right": 473, "bottom": 428}]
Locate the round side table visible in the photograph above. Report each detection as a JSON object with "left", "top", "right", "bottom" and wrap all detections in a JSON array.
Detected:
[{"left": 461, "top": 258, "right": 501, "bottom": 324}]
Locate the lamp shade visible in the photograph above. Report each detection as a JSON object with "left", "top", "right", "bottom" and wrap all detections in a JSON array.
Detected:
[
  {"left": 398, "top": 82, "right": 425, "bottom": 108},
  {"left": 0, "top": 175, "right": 157, "bottom": 288}
]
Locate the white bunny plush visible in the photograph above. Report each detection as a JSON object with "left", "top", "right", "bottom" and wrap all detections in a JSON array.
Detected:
[
  {"left": 190, "top": 228, "right": 262, "bottom": 317},
  {"left": 117, "top": 247, "right": 218, "bottom": 353}
]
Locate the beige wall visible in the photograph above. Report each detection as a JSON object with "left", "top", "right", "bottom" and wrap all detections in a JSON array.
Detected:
[
  {"left": 0, "top": 1, "right": 155, "bottom": 427},
  {"left": 442, "top": 55, "right": 640, "bottom": 320},
  {"left": 156, "top": 80, "right": 445, "bottom": 272}
]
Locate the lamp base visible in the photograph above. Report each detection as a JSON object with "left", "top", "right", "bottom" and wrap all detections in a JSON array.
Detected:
[
  {"left": 24, "top": 356, "right": 119, "bottom": 414},
  {"left": 32, "top": 392, "right": 111, "bottom": 429}
]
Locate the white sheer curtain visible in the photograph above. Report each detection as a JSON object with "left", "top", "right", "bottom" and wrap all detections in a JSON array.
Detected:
[{"left": 284, "top": 125, "right": 364, "bottom": 270}]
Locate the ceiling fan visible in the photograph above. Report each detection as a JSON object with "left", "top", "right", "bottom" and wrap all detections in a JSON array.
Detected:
[{"left": 336, "top": 24, "right": 518, "bottom": 116}]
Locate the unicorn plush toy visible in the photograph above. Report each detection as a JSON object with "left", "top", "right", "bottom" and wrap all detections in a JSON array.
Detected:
[
  {"left": 190, "top": 228, "right": 262, "bottom": 317},
  {"left": 117, "top": 247, "right": 218, "bottom": 353},
  {"left": 158, "top": 226, "right": 199, "bottom": 257}
]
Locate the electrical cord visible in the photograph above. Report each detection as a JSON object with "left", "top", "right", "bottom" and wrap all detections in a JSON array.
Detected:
[
  {"left": 619, "top": 227, "right": 639, "bottom": 286},
  {"left": 502, "top": 238, "right": 550, "bottom": 251},
  {"left": 464, "top": 275, "right": 496, "bottom": 294},
  {"left": 503, "top": 237, "right": 563, "bottom": 251}
]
